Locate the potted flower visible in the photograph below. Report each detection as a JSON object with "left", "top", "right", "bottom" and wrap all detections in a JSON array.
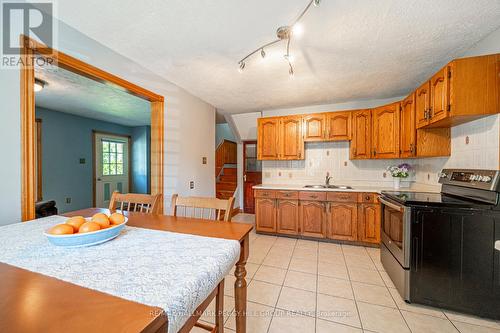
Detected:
[{"left": 386, "top": 163, "right": 412, "bottom": 189}]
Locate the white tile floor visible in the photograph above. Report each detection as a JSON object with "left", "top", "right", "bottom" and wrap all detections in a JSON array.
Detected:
[{"left": 193, "top": 214, "right": 500, "bottom": 333}]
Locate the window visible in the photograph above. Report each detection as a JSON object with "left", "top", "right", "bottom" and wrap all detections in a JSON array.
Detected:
[{"left": 102, "top": 140, "right": 124, "bottom": 175}]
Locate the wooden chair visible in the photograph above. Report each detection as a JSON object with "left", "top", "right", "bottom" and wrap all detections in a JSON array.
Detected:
[
  {"left": 171, "top": 194, "right": 235, "bottom": 222},
  {"left": 108, "top": 191, "right": 160, "bottom": 214},
  {"left": 170, "top": 194, "right": 234, "bottom": 333}
]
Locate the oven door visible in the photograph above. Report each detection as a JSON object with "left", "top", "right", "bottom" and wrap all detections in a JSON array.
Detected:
[{"left": 379, "top": 197, "right": 411, "bottom": 268}]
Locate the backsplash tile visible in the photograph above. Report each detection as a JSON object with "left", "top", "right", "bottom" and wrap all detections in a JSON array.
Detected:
[{"left": 262, "top": 114, "right": 499, "bottom": 188}]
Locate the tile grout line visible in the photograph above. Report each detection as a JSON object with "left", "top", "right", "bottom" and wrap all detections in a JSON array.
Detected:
[
  {"left": 265, "top": 237, "right": 297, "bottom": 333},
  {"left": 368, "top": 246, "right": 413, "bottom": 333},
  {"left": 342, "top": 244, "right": 365, "bottom": 331}
]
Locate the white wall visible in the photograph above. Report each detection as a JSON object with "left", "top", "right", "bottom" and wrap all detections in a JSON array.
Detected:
[
  {"left": 231, "top": 112, "right": 261, "bottom": 141},
  {"left": 0, "top": 16, "right": 215, "bottom": 224}
]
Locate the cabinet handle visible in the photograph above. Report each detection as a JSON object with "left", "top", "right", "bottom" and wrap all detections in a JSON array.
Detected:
[
  {"left": 373, "top": 149, "right": 377, "bottom": 156},
  {"left": 310, "top": 195, "right": 318, "bottom": 199},
  {"left": 365, "top": 195, "right": 371, "bottom": 201},
  {"left": 428, "top": 107, "right": 433, "bottom": 119},
  {"left": 353, "top": 148, "right": 357, "bottom": 156},
  {"left": 410, "top": 143, "right": 414, "bottom": 154}
]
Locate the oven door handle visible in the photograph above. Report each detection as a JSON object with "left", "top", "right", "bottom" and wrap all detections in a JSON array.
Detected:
[{"left": 379, "top": 197, "right": 405, "bottom": 212}]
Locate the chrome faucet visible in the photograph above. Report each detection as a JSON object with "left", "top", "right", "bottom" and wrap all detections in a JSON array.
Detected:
[{"left": 325, "top": 173, "right": 332, "bottom": 186}]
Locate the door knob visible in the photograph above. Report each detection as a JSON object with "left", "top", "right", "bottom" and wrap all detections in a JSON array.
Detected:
[{"left": 97, "top": 177, "right": 102, "bottom": 181}]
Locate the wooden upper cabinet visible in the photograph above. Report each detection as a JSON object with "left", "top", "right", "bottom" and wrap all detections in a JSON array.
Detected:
[
  {"left": 400, "top": 94, "right": 416, "bottom": 158},
  {"left": 326, "top": 112, "right": 351, "bottom": 141},
  {"left": 327, "top": 203, "right": 357, "bottom": 241},
  {"left": 429, "top": 66, "right": 450, "bottom": 125},
  {"left": 350, "top": 110, "right": 372, "bottom": 159},
  {"left": 303, "top": 114, "right": 326, "bottom": 142},
  {"left": 372, "top": 103, "right": 400, "bottom": 159},
  {"left": 276, "top": 199, "right": 299, "bottom": 235},
  {"left": 257, "top": 117, "right": 279, "bottom": 160},
  {"left": 279, "top": 116, "right": 304, "bottom": 160},
  {"left": 416, "top": 81, "right": 431, "bottom": 129}
]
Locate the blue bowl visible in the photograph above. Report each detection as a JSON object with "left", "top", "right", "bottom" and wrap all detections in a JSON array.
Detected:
[{"left": 44, "top": 217, "right": 128, "bottom": 248}]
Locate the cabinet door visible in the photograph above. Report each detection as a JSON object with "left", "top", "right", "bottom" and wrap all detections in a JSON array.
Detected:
[
  {"left": 255, "top": 198, "right": 276, "bottom": 233},
  {"left": 303, "top": 114, "right": 326, "bottom": 142},
  {"left": 276, "top": 200, "right": 299, "bottom": 235},
  {"left": 257, "top": 118, "right": 279, "bottom": 160},
  {"left": 357, "top": 204, "right": 381, "bottom": 244},
  {"left": 416, "top": 81, "right": 431, "bottom": 128},
  {"left": 326, "top": 112, "right": 351, "bottom": 141},
  {"left": 328, "top": 203, "right": 358, "bottom": 241},
  {"left": 350, "top": 110, "right": 372, "bottom": 159},
  {"left": 279, "top": 116, "right": 304, "bottom": 160},
  {"left": 429, "top": 66, "right": 450, "bottom": 124},
  {"left": 299, "top": 201, "right": 326, "bottom": 238},
  {"left": 372, "top": 103, "right": 400, "bottom": 159},
  {"left": 400, "top": 94, "right": 416, "bottom": 158}
]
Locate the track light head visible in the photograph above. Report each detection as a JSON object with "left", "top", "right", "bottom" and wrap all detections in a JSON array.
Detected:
[
  {"left": 238, "top": 61, "right": 245, "bottom": 73},
  {"left": 289, "top": 66, "right": 294, "bottom": 78},
  {"left": 314, "top": 0, "right": 321, "bottom": 6},
  {"left": 261, "top": 49, "right": 266, "bottom": 59}
]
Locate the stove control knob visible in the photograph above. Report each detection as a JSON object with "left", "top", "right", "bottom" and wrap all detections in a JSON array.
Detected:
[
  {"left": 439, "top": 172, "right": 448, "bottom": 178},
  {"left": 469, "top": 174, "right": 476, "bottom": 181},
  {"left": 482, "top": 176, "right": 492, "bottom": 183},
  {"left": 476, "top": 175, "right": 483, "bottom": 182}
]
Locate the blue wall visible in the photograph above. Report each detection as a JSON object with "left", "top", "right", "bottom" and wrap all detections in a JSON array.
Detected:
[
  {"left": 131, "top": 126, "right": 151, "bottom": 194},
  {"left": 216, "top": 123, "right": 236, "bottom": 146},
  {"left": 36, "top": 107, "right": 150, "bottom": 213}
]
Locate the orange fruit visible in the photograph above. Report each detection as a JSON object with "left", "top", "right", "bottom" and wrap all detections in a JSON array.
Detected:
[
  {"left": 78, "top": 222, "right": 101, "bottom": 233},
  {"left": 91, "top": 213, "right": 110, "bottom": 228},
  {"left": 48, "top": 224, "right": 74, "bottom": 235},
  {"left": 109, "top": 212, "right": 125, "bottom": 225},
  {"left": 65, "top": 216, "right": 86, "bottom": 232}
]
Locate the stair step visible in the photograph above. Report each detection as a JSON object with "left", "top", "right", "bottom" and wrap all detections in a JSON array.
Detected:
[
  {"left": 223, "top": 167, "right": 237, "bottom": 175},
  {"left": 219, "top": 174, "right": 237, "bottom": 182},
  {"left": 216, "top": 190, "right": 234, "bottom": 199},
  {"left": 216, "top": 182, "right": 237, "bottom": 191}
]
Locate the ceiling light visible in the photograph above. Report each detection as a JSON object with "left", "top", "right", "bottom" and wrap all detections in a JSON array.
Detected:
[
  {"left": 34, "top": 78, "right": 46, "bottom": 92},
  {"left": 237, "top": 0, "right": 320, "bottom": 77},
  {"left": 238, "top": 61, "right": 245, "bottom": 73}
]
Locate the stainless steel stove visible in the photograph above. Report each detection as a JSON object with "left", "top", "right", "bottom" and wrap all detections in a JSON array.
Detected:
[{"left": 379, "top": 169, "right": 500, "bottom": 320}]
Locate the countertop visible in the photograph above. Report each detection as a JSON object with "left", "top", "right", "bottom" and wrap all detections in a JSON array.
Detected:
[{"left": 252, "top": 183, "right": 441, "bottom": 194}]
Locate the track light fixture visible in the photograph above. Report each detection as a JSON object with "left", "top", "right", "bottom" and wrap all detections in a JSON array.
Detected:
[{"left": 237, "top": 0, "right": 321, "bottom": 76}]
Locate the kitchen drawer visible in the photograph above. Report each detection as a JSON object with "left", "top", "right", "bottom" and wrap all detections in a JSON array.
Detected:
[
  {"left": 358, "top": 193, "right": 379, "bottom": 204},
  {"left": 327, "top": 192, "right": 358, "bottom": 203},
  {"left": 254, "top": 189, "right": 277, "bottom": 199},
  {"left": 276, "top": 191, "right": 299, "bottom": 200},
  {"left": 299, "top": 191, "right": 327, "bottom": 201}
]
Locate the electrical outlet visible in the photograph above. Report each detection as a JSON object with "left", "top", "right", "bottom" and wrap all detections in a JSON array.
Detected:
[
  {"left": 383, "top": 172, "right": 387, "bottom": 178},
  {"left": 465, "top": 136, "right": 470, "bottom": 145},
  {"left": 344, "top": 161, "right": 348, "bottom": 167},
  {"left": 189, "top": 181, "right": 194, "bottom": 189},
  {"left": 79, "top": 158, "right": 85, "bottom": 164},
  {"left": 65, "top": 197, "right": 71, "bottom": 204},
  {"left": 278, "top": 172, "right": 282, "bottom": 177},
  {"left": 326, "top": 150, "right": 330, "bottom": 156},
  {"left": 202, "top": 157, "right": 207, "bottom": 164}
]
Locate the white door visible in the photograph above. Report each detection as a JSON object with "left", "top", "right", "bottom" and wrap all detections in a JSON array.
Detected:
[{"left": 94, "top": 133, "right": 129, "bottom": 208}]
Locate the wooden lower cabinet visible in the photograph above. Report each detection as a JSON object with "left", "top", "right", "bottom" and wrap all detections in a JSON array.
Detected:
[
  {"left": 299, "top": 201, "right": 326, "bottom": 238},
  {"left": 255, "top": 198, "right": 276, "bottom": 233},
  {"left": 327, "top": 203, "right": 358, "bottom": 241},
  {"left": 254, "top": 190, "right": 381, "bottom": 246},
  {"left": 357, "top": 204, "right": 381, "bottom": 244},
  {"left": 276, "top": 200, "right": 299, "bottom": 235}
]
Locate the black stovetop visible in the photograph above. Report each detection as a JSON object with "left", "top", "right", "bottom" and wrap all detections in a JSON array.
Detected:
[{"left": 381, "top": 191, "right": 493, "bottom": 208}]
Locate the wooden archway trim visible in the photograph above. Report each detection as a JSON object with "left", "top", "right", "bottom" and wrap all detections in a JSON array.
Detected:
[{"left": 20, "top": 36, "right": 164, "bottom": 220}]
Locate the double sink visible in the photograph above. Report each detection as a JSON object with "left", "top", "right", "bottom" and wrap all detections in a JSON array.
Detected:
[{"left": 304, "top": 184, "right": 353, "bottom": 190}]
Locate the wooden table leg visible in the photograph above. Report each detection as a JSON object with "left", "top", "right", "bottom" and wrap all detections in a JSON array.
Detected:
[{"left": 234, "top": 234, "right": 249, "bottom": 333}]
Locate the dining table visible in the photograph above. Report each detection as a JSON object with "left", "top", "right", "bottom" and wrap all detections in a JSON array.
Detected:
[{"left": 0, "top": 208, "right": 253, "bottom": 333}]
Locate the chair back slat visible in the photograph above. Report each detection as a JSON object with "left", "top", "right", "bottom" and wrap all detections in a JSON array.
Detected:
[
  {"left": 170, "top": 194, "right": 235, "bottom": 222},
  {"left": 109, "top": 191, "right": 160, "bottom": 214}
]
